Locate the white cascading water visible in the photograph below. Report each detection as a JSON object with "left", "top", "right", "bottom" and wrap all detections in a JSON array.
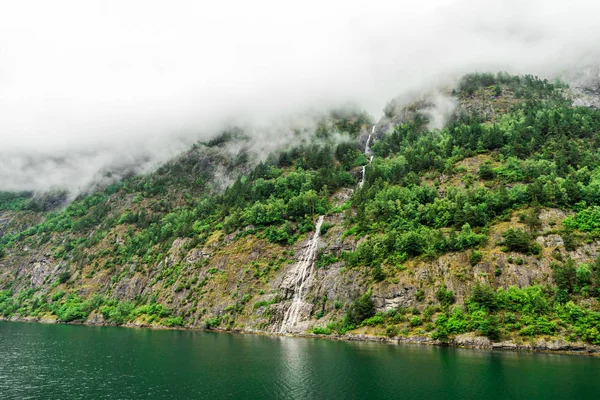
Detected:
[
  {"left": 359, "top": 165, "right": 366, "bottom": 187},
  {"left": 279, "top": 215, "right": 325, "bottom": 333},
  {"left": 359, "top": 126, "right": 375, "bottom": 187}
]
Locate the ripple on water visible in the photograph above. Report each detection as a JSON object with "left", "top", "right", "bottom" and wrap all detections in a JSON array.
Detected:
[{"left": 1, "top": 322, "right": 600, "bottom": 400}]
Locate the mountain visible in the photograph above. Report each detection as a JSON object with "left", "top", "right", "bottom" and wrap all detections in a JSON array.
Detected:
[{"left": 1, "top": 72, "right": 600, "bottom": 353}]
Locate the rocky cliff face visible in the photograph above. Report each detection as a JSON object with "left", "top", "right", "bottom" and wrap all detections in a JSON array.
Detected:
[{"left": 2, "top": 184, "right": 597, "bottom": 337}]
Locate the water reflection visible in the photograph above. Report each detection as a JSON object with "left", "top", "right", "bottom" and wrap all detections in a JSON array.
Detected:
[
  {"left": 275, "top": 336, "right": 311, "bottom": 399},
  {"left": 1, "top": 322, "right": 599, "bottom": 400}
]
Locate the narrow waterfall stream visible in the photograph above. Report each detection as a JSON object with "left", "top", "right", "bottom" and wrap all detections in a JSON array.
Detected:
[
  {"left": 360, "top": 165, "right": 366, "bottom": 187},
  {"left": 359, "top": 125, "right": 375, "bottom": 187},
  {"left": 279, "top": 215, "right": 325, "bottom": 333}
]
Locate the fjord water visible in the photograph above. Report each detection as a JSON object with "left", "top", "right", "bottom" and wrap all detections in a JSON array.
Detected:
[{"left": 1, "top": 321, "right": 599, "bottom": 399}]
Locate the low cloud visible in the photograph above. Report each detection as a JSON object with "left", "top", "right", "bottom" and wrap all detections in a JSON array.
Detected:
[{"left": 1, "top": 0, "right": 599, "bottom": 192}]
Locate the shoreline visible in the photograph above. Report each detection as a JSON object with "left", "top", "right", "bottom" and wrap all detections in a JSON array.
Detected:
[{"left": 3, "top": 315, "right": 599, "bottom": 357}]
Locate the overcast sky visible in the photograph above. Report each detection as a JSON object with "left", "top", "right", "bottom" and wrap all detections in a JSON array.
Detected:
[{"left": 1, "top": 0, "right": 599, "bottom": 192}]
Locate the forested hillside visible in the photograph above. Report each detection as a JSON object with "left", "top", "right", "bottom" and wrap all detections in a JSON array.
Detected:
[{"left": 1, "top": 72, "right": 600, "bottom": 352}]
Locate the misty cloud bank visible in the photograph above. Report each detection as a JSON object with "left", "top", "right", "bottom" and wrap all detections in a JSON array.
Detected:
[{"left": 1, "top": 0, "right": 600, "bottom": 192}]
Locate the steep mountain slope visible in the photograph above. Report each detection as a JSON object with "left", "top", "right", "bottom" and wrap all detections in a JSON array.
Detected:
[{"left": 1, "top": 73, "right": 600, "bottom": 353}]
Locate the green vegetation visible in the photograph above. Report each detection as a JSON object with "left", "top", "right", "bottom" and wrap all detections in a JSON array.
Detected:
[
  {"left": 329, "top": 281, "right": 600, "bottom": 346},
  {"left": 316, "top": 252, "right": 338, "bottom": 269},
  {"left": 1, "top": 72, "right": 600, "bottom": 349},
  {"left": 502, "top": 228, "right": 541, "bottom": 254},
  {"left": 435, "top": 286, "right": 456, "bottom": 308},
  {"left": 341, "top": 291, "right": 375, "bottom": 332},
  {"left": 469, "top": 250, "right": 483, "bottom": 266},
  {"left": 564, "top": 206, "right": 600, "bottom": 235},
  {"left": 0, "top": 192, "right": 33, "bottom": 211},
  {"left": 0, "top": 288, "right": 179, "bottom": 326}
]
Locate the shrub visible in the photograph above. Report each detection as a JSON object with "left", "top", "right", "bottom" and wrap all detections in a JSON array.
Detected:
[
  {"left": 502, "top": 228, "right": 539, "bottom": 254},
  {"left": 99, "top": 302, "right": 134, "bottom": 325},
  {"left": 469, "top": 251, "right": 483, "bottom": 266},
  {"left": 561, "top": 228, "right": 578, "bottom": 251},
  {"left": 478, "top": 163, "right": 495, "bottom": 180},
  {"left": 469, "top": 284, "right": 498, "bottom": 311},
  {"left": 502, "top": 228, "right": 530, "bottom": 252},
  {"left": 320, "top": 222, "right": 334, "bottom": 235},
  {"left": 409, "top": 316, "right": 422, "bottom": 326},
  {"left": 435, "top": 286, "right": 456, "bottom": 308},
  {"left": 263, "top": 223, "right": 294, "bottom": 245},
  {"left": 519, "top": 325, "right": 536, "bottom": 336},
  {"left": 372, "top": 265, "right": 386, "bottom": 282},
  {"left": 516, "top": 257, "right": 524, "bottom": 265},
  {"left": 164, "top": 316, "right": 184, "bottom": 327},
  {"left": 386, "top": 325, "right": 399, "bottom": 337},
  {"left": 57, "top": 305, "right": 87, "bottom": 322},
  {"left": 57, "top": 271, "right": 71, "bottom": 284},
  {"left": 423, "top": 305, "right": 435, "bottom": 321},
  {"left": 362, "top": 315, "right": 384, "bottom": 327},
  {"left": 455, "top": 224, "right": 488, "bottom": 250},
  {"left": 56, "top": 296, "right": 88, "bottom": 322},
  {"left": 534, "top": 317, "right": 557, "bottom": 335},
  {"left": 344, "top": 291, "right": 375, "bottom": 327},
  {"left": 253, "top": 298, "right": 277, "bottom": 309},
  {"left": 563, "top": 206, "right": 600, "bottom": 233},
  {"left": 50, "top": 290, "right": 66, "bottom": 302},
  {"left": 576, "top": 264, "right": 592, "bottom": 285},
  {"left": 415, "top": 289, "right": 425, "bottom": 302},
  {"left": 204, "top": 316, "right": 221, "bottom": 329},
  {"left": 316, "top": 253, "right": 338, "bottom": 269},
  {"left": 553, "top": 260, "right": 576, "bottom": 296},
  {"left": 432, "top": 314, "right": 450, "bottom": 342},
  {"left": 479, "top": 315, "right": 500, "bottom": 341},
  {"left": 312, "top": 326, "right": 331, "bottom": 335}
]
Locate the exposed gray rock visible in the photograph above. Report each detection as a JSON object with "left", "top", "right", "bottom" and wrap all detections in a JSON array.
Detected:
[
  {"left": 30, "top": 258, "right": 60, "bottom": 288},
  {"left": 453, "top": 333, "right": 491, "bottom": 348},
  {"left": 373, "top": 285, "right": 416, "bottom": 311},
  {"left": 113, "top": 273, "right": 148, "bottom": 300},
  {"left": 536, "top": 234, "right": 563, "bottom": 248}
]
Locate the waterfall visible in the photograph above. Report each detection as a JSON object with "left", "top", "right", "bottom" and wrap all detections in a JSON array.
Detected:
[
  {"left": 359, "top": 165, "right": 366, "bottom": 187},
  {"left": 365, "top": 134, "right": 372, "bottom": 156},
  {"left": 359, "top": 126, "right": 376, "bottom": 187},
  {"left": 279, "top": 215, "right": 324, "bottom": 333}
]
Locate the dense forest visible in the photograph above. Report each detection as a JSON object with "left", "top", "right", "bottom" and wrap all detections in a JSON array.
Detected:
[{"left": 1, "top": 72, "right": 600, "bottom": 349}]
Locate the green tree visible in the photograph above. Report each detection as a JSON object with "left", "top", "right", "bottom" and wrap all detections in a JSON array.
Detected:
[{"left": 344, "top": 291, "right": 375, "bottom": 328}]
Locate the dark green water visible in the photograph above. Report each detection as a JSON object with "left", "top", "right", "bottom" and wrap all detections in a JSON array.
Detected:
[{"left": 1, "top": 321, "right": 599, "bottom": 399}]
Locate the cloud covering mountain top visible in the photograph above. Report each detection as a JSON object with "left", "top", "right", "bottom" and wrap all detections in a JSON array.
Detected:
[{"left": 1, "top": 0, "right": 599, "bottom": 192}]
